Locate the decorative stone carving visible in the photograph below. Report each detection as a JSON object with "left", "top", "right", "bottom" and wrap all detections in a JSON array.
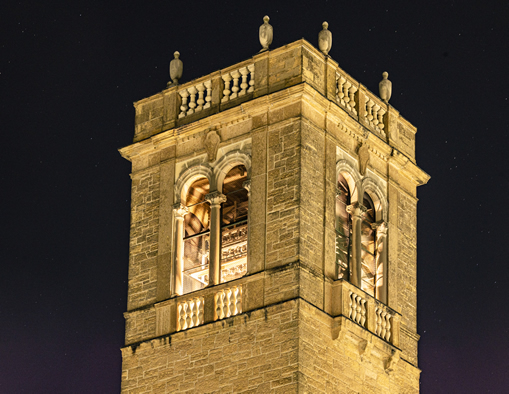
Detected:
[
  {"left": 357, "top": 143, "right": 370, "bottom": 176},
  {"left": 259, "top": 16, "right": 273, "bottom": 52},
  {"left": 169, "top": 51, "right": 183, "bottom": 86},
  {"left": 242, "top": 179, "right": 251, "bottom": 196},
  {"left": 205, "top": 191, "right": 227, "bottom": 206},
  {"left": 384, "top": 350, "right": 400, "bottom": 372},
  {"left": 173, "top": 202, "right": 189, "bottom": 218},
  {"left": 318, "top": 22, "right": 332, "bottom": 56},
  {"left": 379, "top": 71, "right": 392, "bottom": 103},
  {"left": 204, "top": 129, "right": 221, "bottom": 162}
]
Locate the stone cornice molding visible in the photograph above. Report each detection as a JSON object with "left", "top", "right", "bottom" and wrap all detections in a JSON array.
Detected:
[{"left": 389, "top": 149, "right": 430, "bottom": 186}]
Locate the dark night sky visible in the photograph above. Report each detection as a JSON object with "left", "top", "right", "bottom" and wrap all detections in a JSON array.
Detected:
[{"left": 1, "top": 1, "right": 508, "bottom": 392}]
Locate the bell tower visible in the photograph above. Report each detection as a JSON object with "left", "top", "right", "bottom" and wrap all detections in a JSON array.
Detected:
[{"left": 119, "top": 19, "right": 429, "bottom": 393}]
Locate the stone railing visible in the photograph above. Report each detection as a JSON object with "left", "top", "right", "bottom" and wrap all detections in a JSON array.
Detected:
[
  {"left": 133, "top": 39, "right": 416, "bottom": 159},
  {"left": 336, "top": 72, "right": 358, "bottom": 116},
  {"left": 221, "top": 64, "right": 255, "bottom": 103},
  {"left": 214, "top": 285, "right": 242, "bottom": 320},
  {"left": 176, "top": 296, "right": 204, "bottom": 331},
  {"left": 375, "top": 303, "right": 393, "bottom": 342},
  {"left": 330, "top": 279, "right": 400, "bottom": 346},
  {"left": 154, "top": 276, "right": 253, "bottom": 337},
  {"left": 178, "top": 80, "right": 213, "bottom": 119},
  {"left": 361, "top": 91, "right": 386, "bottom": 138}
]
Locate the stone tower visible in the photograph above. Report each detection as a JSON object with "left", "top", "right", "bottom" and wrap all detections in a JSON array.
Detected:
[{"left": 119, "top": 38, "right": 429, "bottom": 393}]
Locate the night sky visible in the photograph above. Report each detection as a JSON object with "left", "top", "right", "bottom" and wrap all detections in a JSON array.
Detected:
[{"left": 2, "top": 1, "right": 508, "bottom": 392}]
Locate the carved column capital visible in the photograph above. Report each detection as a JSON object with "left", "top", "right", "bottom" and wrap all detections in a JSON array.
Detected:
[
  {"left": 346, "top": 202, "right": 367, "bottom": 219},
  {"left": 205, "top": 191, "right": 227, "bottom": 206},
  {"left": 372, "top": 221, "right": 388, "bottom": 234},
  {"left": 242, "top": 180, "right": 251, "bottom": 196},
  {"left": 173, "top": 203, "right": 189, "bottom": 219}
]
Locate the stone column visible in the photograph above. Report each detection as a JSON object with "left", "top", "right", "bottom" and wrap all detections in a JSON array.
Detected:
[
  {"left": 205, "top": 192, "right": 227, "bottom": 286},
  {"left": 373, "top": 221, "right": 388, "bottom": 304},
  {"left": 173, "top": 203, "right": 189, "bottom": 295},
  {"left": 347, "top": 203, "right": 366, "bottom": 289},
  {"left": 242, "top": 180, "right": 252, "bottom": 274}
]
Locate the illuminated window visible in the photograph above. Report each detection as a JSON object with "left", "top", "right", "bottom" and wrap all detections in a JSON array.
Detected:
[
  {"left": 221, "top": 165, "right": 248, "bottom": 282},
  {"left": 335, "top": 173, "right": 352, "bottom": 280},
  {"left": 183, "top": 177, "right": 210, "bottom": 293},
  {"left": 361, "top": 193, "right": 376, "bottom": 297}
]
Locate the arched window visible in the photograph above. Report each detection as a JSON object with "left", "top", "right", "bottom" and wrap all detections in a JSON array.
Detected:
[
  {"left": 336, "top": 173, "right": 352, "bottom": 280},
  {"left": 361, "top": 193, "right": 376, "bottom": 297},
  {"left": 221, "top": 165, "right": 248, "bottom": 282},
  {"left": 182, "top": 177, "right": 210, "bottom": 293}
]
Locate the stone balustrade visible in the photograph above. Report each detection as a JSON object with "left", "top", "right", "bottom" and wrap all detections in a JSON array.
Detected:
[
  {"left": 361, "top": 92, "right": 387, "bottom": 138},
  {"left": 336, "top": 72, "right": 358, "bottom": 116},
  {"left": 375, "top": 304, "right": 393, "bottom": 342},
  {"left": 221, "top": 64, "right": 255, "bottom": 103},
  {"left": 176, "top": 296, "right": 204, "bottom": 331},
  {"left": 330, "top": 279, "right": 400, "bottom": 346},
  {"left": 178, "top": 80, "right": 213, "bottom": 119},
  {"left": 214, "top": 286, "right": 242, "bottom": 320},
  {"left": 133, "top": 39, "right": 415, "bottom": 158},
  {"left": 348, "top": 290, "right": 367, "bottom": 327}
]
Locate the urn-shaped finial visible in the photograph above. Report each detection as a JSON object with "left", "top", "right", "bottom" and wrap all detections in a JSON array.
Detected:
[
  {"left": 259, "top": 15, "right": 273, "bottom": 52},
  {"left": 379, "top": 71, "right": 392, "bottom": 103},
  {"left": 318, "top": 22, "right": 332, "bottom": 56},
  {"left": 169, "top": 51, "right": 183, "bottom": 86}
]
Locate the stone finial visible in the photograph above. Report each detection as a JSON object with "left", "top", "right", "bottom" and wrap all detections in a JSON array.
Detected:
[
  {"left": 259, "top": 16, "right": 273, "bottom": 52},
  {"left": 169, "top": 51, "right": 183, "bottom": 86},
  {"left": 379, "top": 71, "right": 392, "bottom": 103},
  {"left": 318, "top": 21, "right": 332, "bottom": 56}
]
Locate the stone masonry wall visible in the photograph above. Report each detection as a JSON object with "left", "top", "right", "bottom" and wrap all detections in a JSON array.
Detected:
[
  {"left": 127, "top": 166, "right": 161, "bottom": 310},
  {"left": 121, "top": 300, "right": 300, "bottom": 393},
  {"left": 266, "top": 118, "right": 301, "bottom": 270},
  {"left": 299, "top": 300, "right": 420, "bottom": 393}
]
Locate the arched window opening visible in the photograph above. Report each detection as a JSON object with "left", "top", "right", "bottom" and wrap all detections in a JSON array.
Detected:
[
  {"left": 336, "top": 173, "right": 352, "bottom": 280},
  {"left": 183, "top": 177, "right": 210, "bottom": 293},
  {"left": 221, "top": 165, "right": 248, "bottom": 283},
  {"left": 361, "top": 193, "right": 376, "bottom": 297}
]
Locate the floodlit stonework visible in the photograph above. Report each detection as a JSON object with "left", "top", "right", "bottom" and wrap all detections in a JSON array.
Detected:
[{"left": 119, "top": 37, "right": 429, "bottom": 393}]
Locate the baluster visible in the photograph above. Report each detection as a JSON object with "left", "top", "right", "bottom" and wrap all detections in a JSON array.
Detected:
[
  {"left": 221, "top": 73, "right": 232, "bottom": 103},
  {"left": 360, "top": 299, "right": 367, "bottom": 326},
  {"left": 247, "top": 64, "right": 255, "bottom": 93},
  {"left": 381, "top": 311, "right": 387, "bottom": 338},
  {"left": 196, "top": 83, "right": 205, "bottom": 111},
  {"left": 228, "top": 288, "right": 235, "bottom": 317},
  {"left": 220, "top": 291, "right": 226, "bottom": 319},
  {"left": 349, "top": 85, "right": 358, "bottom": 115},
  {"left": 385, "top": 314, "right": 391, "bottom": 341},
  {"left": 187, "top": 86, "right": 197, "bottom": 115},
  {"left": 372, "top": 104, "right": 380, "bottom": 127},
  {"left": 239, "top": 67, "right": 249, "bottom": 96},
  {"left": 183, "top": 302, "right": 190, "bottom": 330},
  {"left": 230, "top": 70, "right": 240, "bottom": 99},
  {"left": 204, "top": 80, "right": 212, "bottom": 109},
  {"left": 337, "top": 75, "right": 346, "bottom": 106},
  {"left": 375, "top": 308, "right": 382, "bottom": 336},
  {"left": 179, "top": 89, "right": 189, "bottom": 119},
  {"left": 177, "top": 304, "right": 183, "bottom": 331},
  {"left": 215, "top": 292, "right": 222, "bottom": 320},
  {"left": 366, "top": 99, "right": 374, "bottom": 124},
  {"left": 343, "top": 81, "right": 352, "bottom": 110},
  {"left": 198, "top": 297, "right": 204, "bottom": 325},
  {"left": 378, "top": 108, "right": 386, "bottom": 134},
  {"left": 349, "top": 291, "right": 355, "bottom": 321}
]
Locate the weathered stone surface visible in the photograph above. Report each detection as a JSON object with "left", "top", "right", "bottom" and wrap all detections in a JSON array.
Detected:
[{"left": 119, "top": 38, "right": 429, "bottom": 393}]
